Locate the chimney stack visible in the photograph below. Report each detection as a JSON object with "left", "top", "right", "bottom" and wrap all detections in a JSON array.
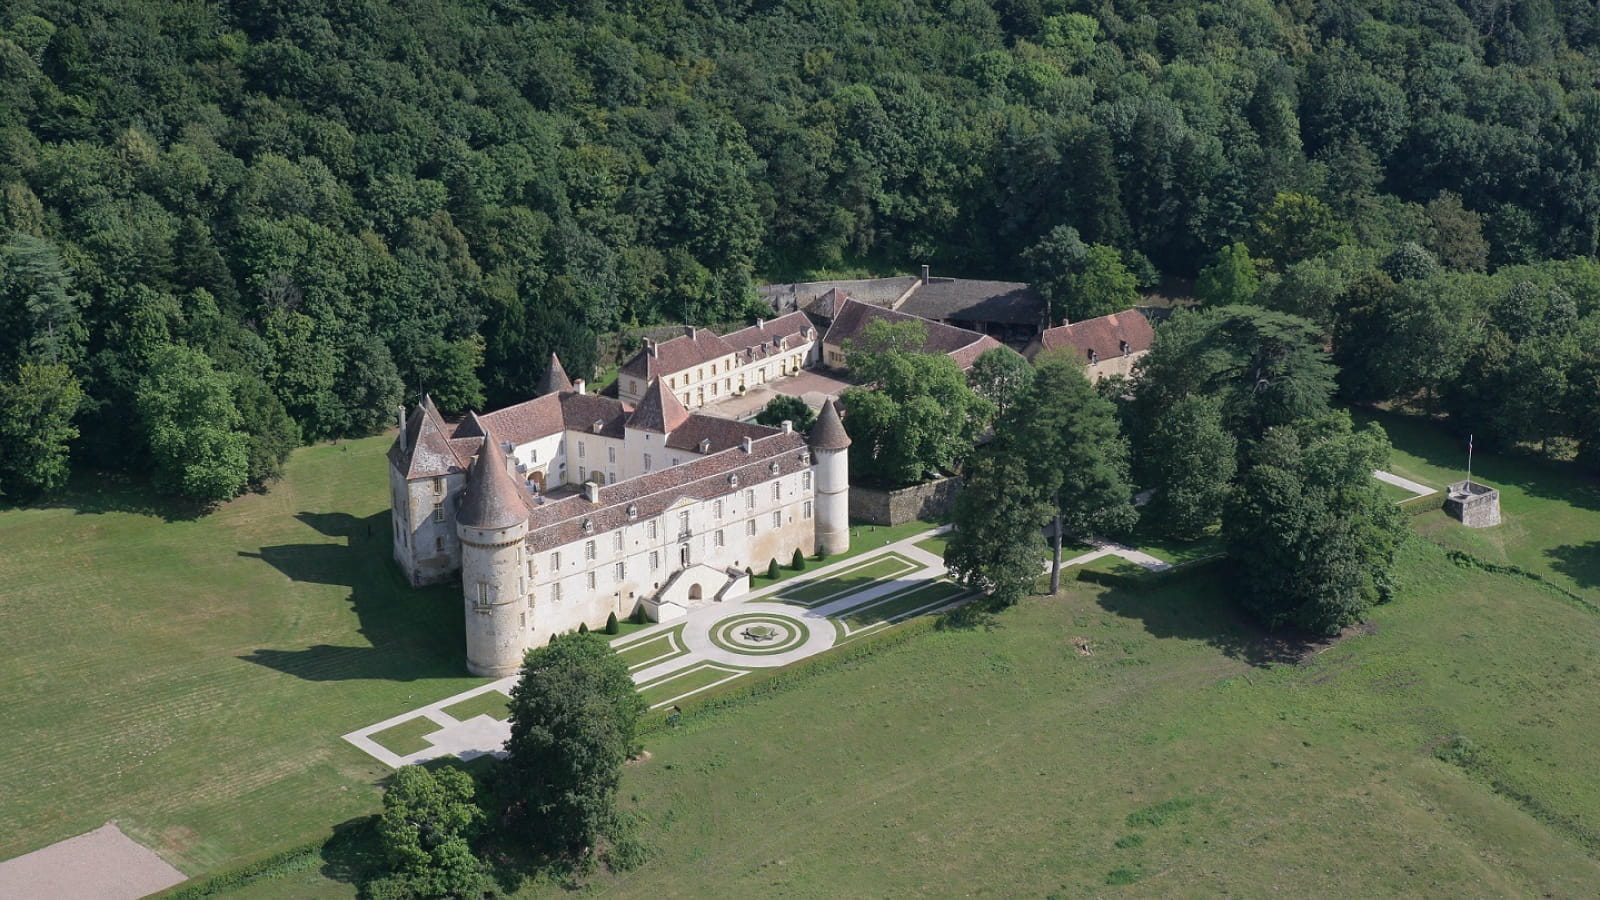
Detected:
[
  {"left": 781, "top": 420, "right": 793, "bottom": 434},
  {"left": 741, "top": 436, "right": 753, "bottom": 453},
  {"left": 921, "top": 264, "right": 930, "bottom": 284},
  {"left": 757, "top": 318, "right": 765, "bottom": 329},
  {"left": 574, "top": 379, "right": 587, "bottom": 395},
  {"left": 645, "top": 337, "right": 656, "bottom": 357},
  {"left": 585, "top": 481, "right": 599, "bottom": 503},
  {"left": 397, "top": 405, "right": 407, "bottom": 451}
]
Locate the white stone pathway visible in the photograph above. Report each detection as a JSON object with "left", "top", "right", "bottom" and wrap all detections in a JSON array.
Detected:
[
  {"left": 1055, "top": 540, "right": 1172, "bottom": 573},
  {"left": 345, "top": 526, "right": 959, "bottom": 768},
  {"left": 1373, "top": 469, "right": 1437, "bottom": 498}
]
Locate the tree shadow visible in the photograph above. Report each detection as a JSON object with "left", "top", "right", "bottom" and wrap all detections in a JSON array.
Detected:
[
  {"left": 1353, "top": 407, "right": 1600, "bottom": 513},
  {"left": 21, "top": 470, "right": 207, "bottom": 523},
  {"left": 1547, "top": 542, "right": 1600, "bottom": 591},
  {"left": 238, "top": 510, "right": 467, "bottom": 681},
  {"left": 1087, "top": 566, "right": 1317, "bottom": 668}
]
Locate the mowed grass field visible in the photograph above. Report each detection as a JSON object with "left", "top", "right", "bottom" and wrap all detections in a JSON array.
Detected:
[
  {"left": 0, "top": 435, "right": 486, "bottom": 874},
  {"left": 10, "top": 413, "right": 1600, "bottom": 898}
]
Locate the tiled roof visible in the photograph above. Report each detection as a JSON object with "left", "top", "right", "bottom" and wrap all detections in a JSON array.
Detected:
[
  {"left": 538, "top": 353, "right": 573, "bottom": 395},
  {"left": 456, "top": 428, "right": 533, "bottom": 530},
  {"left": 1037, "top": 309, "right": 1154, "bottom": 361},
  {"left": 898, "top": 278, "right": 1045, "bottom": 326},
  {"left": 522, "top": 431, "right": 811, "bottom": 551},
  {"left": 626, "top": 378, "right": 690, "bottom": 434},
  {"left": 618, "top": 327, "right": 736, "bottom": 381},
  {"left": 475, "top": 394, "right": 566, "bottom": 446},
  {"left": 822, "top": 297, "right": 999, "bottom": 370},
  {"left": 809, "top": 398, "right": 851, "bottom": 451},
  {"left": 664, "top": 415, "right": 775, "bottom": 452},
  {"left": 722, "top": 311, "right": 815, "bottom": 356},
  {"left": 561, "top": 392, "right": 632, "bottom": 439},
  {"left": 388, "top": 396, "right": 467, "bottom": 479}
]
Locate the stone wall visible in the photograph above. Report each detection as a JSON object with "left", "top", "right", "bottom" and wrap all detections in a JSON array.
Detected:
[{"left": 849, "top": 475, "right": 963, "bottom": 526}]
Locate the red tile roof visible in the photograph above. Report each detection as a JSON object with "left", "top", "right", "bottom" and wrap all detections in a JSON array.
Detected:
[
  {"left": 822, "top": 297, "right": 1001, "bottom": 370},
  {"left": 1036, "top": 310, "right": 1154, "bottom": 362},
  {"left": 626, "top": 378, "right": 691, "bottom": 434},
  {"left": 618, "top": 327, "right": 736, "bottom": 381},
  {"left": 522, "top": 431, "right": 811, "bottom": 551}
]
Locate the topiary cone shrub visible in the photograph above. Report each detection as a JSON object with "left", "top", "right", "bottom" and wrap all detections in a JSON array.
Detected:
[
  {"left": 791, "top": 548, "right": 806, "bottom": 570},
  {"left": 767, "top": 558, "right": 780, "bottom": 579},
  {"left": 605, "top": 612, "right": 619, "bottom": 635},
  {"left": 578, "top": 622, "right": 589, "bottom": 634}
]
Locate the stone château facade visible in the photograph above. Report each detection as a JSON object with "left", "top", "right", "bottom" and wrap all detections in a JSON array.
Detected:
[{"left": 389, "top": 355, "right": 850, "bottom": 676}]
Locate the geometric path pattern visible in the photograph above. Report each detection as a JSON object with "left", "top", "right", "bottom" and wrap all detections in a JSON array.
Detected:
[{"left": 343, "top": 526, "right": 969, "bottom": 768}]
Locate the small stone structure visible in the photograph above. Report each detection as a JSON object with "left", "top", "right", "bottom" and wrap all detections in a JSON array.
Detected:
[
  {"left": 1444, "top": 480, "right": 1501, "bottom": 528},
  {"left": 849, "top": 475, "right": 963, "bottom": 526}
]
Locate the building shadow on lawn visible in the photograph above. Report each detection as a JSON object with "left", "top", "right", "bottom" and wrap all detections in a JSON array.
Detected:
[
  {"left": 238, "top": 510, "right": 467, "bottom": 681},
  {"left": 1089, "top": 569, "right": 1317, "bottom": 668},
  {"left": 1547, "top": 541, "right": 1600, "bottom": 592}
]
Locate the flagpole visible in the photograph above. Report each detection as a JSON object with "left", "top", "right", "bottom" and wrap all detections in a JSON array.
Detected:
[{"left": 1467, "top": 434, "right": 1473, "bottom": 489}]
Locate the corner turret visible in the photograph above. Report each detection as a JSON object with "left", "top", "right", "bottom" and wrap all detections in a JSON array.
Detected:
[
  {"left": 538, "top": 353, "right": 574, "bottom": 396},
  {"left": 456, "top": 426, "right": 532, "bottom": 677},
  {"left": 810, "top": 398, "right": 851, "bottom": 556}
]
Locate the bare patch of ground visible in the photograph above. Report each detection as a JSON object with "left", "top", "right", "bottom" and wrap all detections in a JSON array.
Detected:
[{"left": 0, "top": 822, "right": 186, "bottom": 899}]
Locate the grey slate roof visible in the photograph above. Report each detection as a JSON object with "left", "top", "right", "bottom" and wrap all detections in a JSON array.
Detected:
[
  {"left": 538, "top": 353, "right": 573, "bottom": 395},
  {"left": 388, "top": 396, "right": 467, "bottom": 479},
  {"left": 809, "top": 398, "right": 851, "bottom": 451},
  {"left": 456, "top": 428, "right": 531, "bottom": 530},
  {"left": 897, "top": 278, "right": 1045, "bottom": 326}
]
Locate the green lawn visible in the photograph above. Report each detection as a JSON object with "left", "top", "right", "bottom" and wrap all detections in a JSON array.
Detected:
[
  {"left": 913, "top": 534, "right": 948, "bottom": 558},
  {"left": 777, "top": 553, "right": 920, "bottom": 606},
  {"left": 637, "top": 663, "right": 746, "bottom": 708},
  {"left": 1356, "top": 408, "right": 1600, "bottom": 600},
  {"left": 367, "top": 717, "right": 441, "bottom": 756},
  {"left": 613, "top": 629, "right": 687, "bottom": 671},
  {"left": 747, "top": 518, "right": 943, "bottom": 590},
  {"left": 0, "top": 434, "right": 484, "bottom": 876},
  {"left": 834, "top": 580, "right": 967, "bottom": 631},
  {"left": 441, "top": 691, "right": 510, "bottom": 723}
]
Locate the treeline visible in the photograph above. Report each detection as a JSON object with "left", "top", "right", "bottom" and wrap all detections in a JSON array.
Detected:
[{"left": 4, "top": 0, "right": 1600, "bottom": 502}]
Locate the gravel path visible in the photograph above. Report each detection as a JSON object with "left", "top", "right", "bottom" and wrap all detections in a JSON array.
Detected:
[
  {"left": 0, "top": 822, "right": 186, "bottom": 900},
  {"left": 1373, "top": 469, "right": 1437, "bottom": 498}
]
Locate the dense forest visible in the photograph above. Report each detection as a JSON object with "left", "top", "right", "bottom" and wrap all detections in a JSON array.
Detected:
[{"left": 2, "top": 0, "right": 1600, "bottom": 502}]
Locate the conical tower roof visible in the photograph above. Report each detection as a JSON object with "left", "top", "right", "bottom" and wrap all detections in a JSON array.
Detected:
[
  {"left": 627, "top": 377, "right": 690, "bottom": 434},
  {"left": 538, "top": 353, "right": 573, "bottom": 395},
  {"left": 456, "top": 426, "right": 528, "bottom": 530},
  {"left": 810, "top": 398, "right": 851, "bottom": 450}
]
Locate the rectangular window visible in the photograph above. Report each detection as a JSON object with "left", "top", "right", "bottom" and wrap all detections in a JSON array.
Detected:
[
  {"left": 644, "top": 453, "right": 653, "bottom": 472},
  {"left": 432, "top": 476, "right": 443, "bottom": 495},
  {"left": 678, "top": 510, "right": 690, "bottom": 538},
  {"left": 608, "top": 471, "right": 616, "bottom": 484},
  {"left": 648, "top": 520, "right": 658, "bottom": 539},
  {"left": 772, "top": 511, "right": 782, "bottom": 529},
  {"left": 745, "top": 488, "right": 755, "bottom": 508},
  {"left": 608, "top": 446, "right": 616, "bottom": 463},
  {"left": 614, "top": 561, "right": 624, "bottom": 581},
  {"left": 587, "top": 571, "right": 596, "bottom": 590},
  {"left": 746, "top": 519, "right": 756, "bottom": 536},
  {"left": 552, "top": 582, "right": 562, "bottom": 602},
  {"left": 578, "top": 441, "right": 586, "bottom": 458},
  {"left": 551, "top": 551, "right": 561, "bottom": 570},
  {"left": 527, "top": 559, "right": 535, "bottom": 577},
  {"left": 804, "top": 501, "right": 813, "bottom": 519},
  {"left": 435, "top": 536, "right": 444, "bottom": 552},
  {"left": 585, "top": 540, "right": 596, "bottom": 560},
  {"left": 772, "top": 482, "right": 782, "bottom": 501},
  {"left": 477, "top": 583, "right": 488, "bottom": 603},
  {"left": 614, "top": 531, "right": 624, "bottom": 552},
  {"left": 579, "top": 465, "right": 587, "bottom": 480},
  {"left": 803, "top": 471, "right": 812, "bottom": 490},
  {"left": 714, "top": 499, "right": 723, "bottom": 519},
  {"left": 715, "top": 529, "right": 725, "bottom": 548},
  {"left": 650, "top": 550, "right": 660, "bottom": 570},
  {"left": 530, "top": 448, "right": 538, "bottom": 463},
  {"left": 433, "top": 504, "right": 445, "bottom": 523}
]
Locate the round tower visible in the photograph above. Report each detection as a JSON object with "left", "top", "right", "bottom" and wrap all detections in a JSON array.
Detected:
[
  {"left": 456, "top": 423, "right": 531, "bottom": 677},
  {"left": 809, "top": 398, "right": 852, "bottom": 556}
]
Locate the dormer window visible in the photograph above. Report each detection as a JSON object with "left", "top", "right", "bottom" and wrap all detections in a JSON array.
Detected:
[
  {"left": 769, "top": 461, "right": 780, "bottom": 475},
  {"left": 627, "top": 504, "right": 638, "bottom": 520},
  {"left": 591, "top": 420, "right": 603, "bottom": 433},
  {"left": 1120, "top": 340, "right": 1130, "bottom": 355},
  {"left": 1087, "top": 348, "right": 1099, "bottom": 364},
  {"left": 728, "top": 474, "right": 739, "bottom": 487},
  {"left": 699, "top": 438, "right": 712, "bottom": 453},
  {"left": 582, "top": 518, "right": 594, "bottom": 534}
]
